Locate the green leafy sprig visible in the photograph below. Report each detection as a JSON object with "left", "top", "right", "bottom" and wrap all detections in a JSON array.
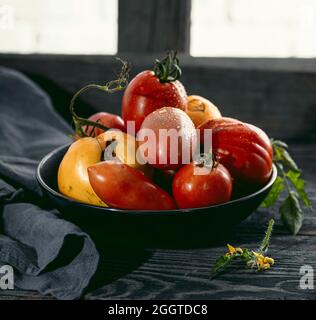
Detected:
[
  {"left": 262, "top": 139, "right": 312, "bottom": 235},
  {"left": 211, "top": 219, "right": 275, "bottom": 279}
]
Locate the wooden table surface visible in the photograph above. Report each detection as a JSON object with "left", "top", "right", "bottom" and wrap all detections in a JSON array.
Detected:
[{"left": 1, "top": 142, "right": 315, "bottom": 300}]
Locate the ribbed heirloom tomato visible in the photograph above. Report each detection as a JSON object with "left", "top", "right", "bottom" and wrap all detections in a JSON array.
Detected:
[
  {"left": 198, "top": 117, "right": 273, "bottom": 185},
  {"left": 121, "top": 52, "right": 187, "bottom": 133}
]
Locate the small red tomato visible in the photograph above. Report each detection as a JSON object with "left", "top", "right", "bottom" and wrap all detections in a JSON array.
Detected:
[
  {"left": 121, "top": 53, "right": 187, "bottom": 133},
  {"left": 172, "top": 162, "right": 232, "bottom": 209},
  {"left": 88, "top": 161, "right": 176, "bottom": 210},
  {"left": 138, "top": 107, "right": 197, "bottom": 170},
  {"left": 83, "top": 112, "right": 125, "bottom": 136},
  {"left": 198, "top": 117, "right": 273, "bottom": 185}
]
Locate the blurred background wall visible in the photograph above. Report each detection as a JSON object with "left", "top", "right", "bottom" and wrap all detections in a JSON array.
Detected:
[
  {"left": 191, "top": 0, "right": 316, "bottom": 57},
  {"left": 1, "top": 0, "right": 316, "bottom": 57},
  {"left": 0, "top": 0, "right": 117, "bottom": 54}
]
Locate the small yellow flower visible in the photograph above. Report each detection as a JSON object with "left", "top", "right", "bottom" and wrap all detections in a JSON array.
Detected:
[
  {"left": 252, "top": 251, "right": 275, "bottom": 271},
  {"left": 226, "top": 244, "right": 243, "bottom": 256},
  {"left": 264, "top": 257, "right": 275, "bottom": 265}
]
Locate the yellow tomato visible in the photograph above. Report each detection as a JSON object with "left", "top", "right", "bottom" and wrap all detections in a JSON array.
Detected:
[
  {"left": 185, "top": 95, "right": 221, "bottom": 128},
  {"left": 96, "top": 130, "right": 151, "bottom": 176},
  {"left": 58, "top": 137, "right": 106, "bottom": 206}
]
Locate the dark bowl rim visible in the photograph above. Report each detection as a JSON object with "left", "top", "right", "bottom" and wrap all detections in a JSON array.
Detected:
[{"left": 36, "top": 143, "right": 277, "bottom": 215}]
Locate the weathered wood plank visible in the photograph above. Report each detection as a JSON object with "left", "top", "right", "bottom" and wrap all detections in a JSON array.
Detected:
[
  {"left": 0, "top": 291, "right": 54, "bottom": 300},
  {"left": 83, "top": 234, "right": 316, "bottom": 300},
  {"left": 118, "top": 0, "right": 191, "bottom": 53},
  {"left": 2, "top": 233, "right": 316, "bottom": 300}
]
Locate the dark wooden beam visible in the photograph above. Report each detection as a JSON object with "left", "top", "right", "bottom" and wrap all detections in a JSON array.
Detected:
[{"left": 118, "top": 0, "right": 191, "bottom": 53}]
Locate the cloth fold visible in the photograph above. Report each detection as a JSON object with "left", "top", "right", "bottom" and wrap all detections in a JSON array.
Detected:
[{"left": 0, "top": 67, "right": 99, "bottom": 299}]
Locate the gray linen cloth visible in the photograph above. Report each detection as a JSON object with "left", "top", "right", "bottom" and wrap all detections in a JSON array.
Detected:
[{"left": 0, "top": 67, "right": 99, "bottom": 299}]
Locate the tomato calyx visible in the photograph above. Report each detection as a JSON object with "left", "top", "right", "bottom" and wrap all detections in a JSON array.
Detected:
[
  {"left": 153, "top": 51, "right": 182, "bottom": 83},
  {"left": 70, "top": 58, "right": 130, "bottom": 138}
]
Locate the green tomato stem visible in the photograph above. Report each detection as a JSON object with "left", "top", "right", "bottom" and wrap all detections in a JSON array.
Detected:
[{"left": 69, "top": 58, "right": 130, "bottom": 137}]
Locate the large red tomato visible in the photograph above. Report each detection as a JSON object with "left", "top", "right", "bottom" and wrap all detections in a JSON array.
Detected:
[
  {"left": 121, "top": 53, "right": 187, "bottom": 133},
  {"left": 138, "top": 107, "right": 197, "bottom": 170},
  {"left": 172, "top": 161, "right": 232, "bottom": 209},
  {"left": 88, "top": 161, "right": 176, "bottom": 210},
  {"left": 198, "top": 117, "right": 273, "bottom": 185}
]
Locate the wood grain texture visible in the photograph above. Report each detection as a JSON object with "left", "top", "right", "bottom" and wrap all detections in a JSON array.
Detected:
[
  {"left": 1, "top": 53, "right": 316, "bottom": 139},
  {"left": 1, "top": 143, "right": 315, "bottom": 300},
  {"left": 85, "top": 237, "right": 316, "bottom": 300},
  {"left": 118, "top": 0, "right": 191, "bottom": 53}
]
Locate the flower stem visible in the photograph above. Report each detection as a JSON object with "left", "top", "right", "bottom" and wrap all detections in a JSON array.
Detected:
[{"left": 259, "top": 219, "right": 274, "bottom": 253}]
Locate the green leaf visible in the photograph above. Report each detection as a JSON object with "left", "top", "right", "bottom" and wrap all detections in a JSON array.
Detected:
[
  {"left": 261, "top": 176, "right": 285, "bottom": 208},
  {"left": 211, "top": 254, "right": 234, "bottom": 278},
  {"left": 280, "top": 191, "right": 304, "bottom": 235},
  {"left": 272, "top": 140, "right": 300, "bottom": 172},
  {"left": 286, "top": 170, "right": 312, "bottom": 208},
  {"left": 272, "top": 139, "right": 288, "bottom": 149},
  {"left": 241, "top": 248, "right": 253, "bottom": 260},
  {"left": 270, "top": 138, "right": 312, "bottom": 235},
  {"left": 275, "top": 161, "right": 284, "bottom": 172},
  {"left": 280, "top": 148, "right": 300, "bottom": 172}
]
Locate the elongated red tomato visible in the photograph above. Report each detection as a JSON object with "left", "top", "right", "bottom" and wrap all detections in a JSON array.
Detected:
[
  {"left": 198, "top": 117, "right": 273, "bottom": 185},
  {"left": 121, "top": 53, "right": 187, "bottom": 133},
  {"left": 88, "top": 161, "right": 176, "bottom": 210},
  {"left": 172, "top": 162, "right": 232, "bottom": 209},
  {"left": 83, "top": 112, "right": 125, "bottom": 136}
]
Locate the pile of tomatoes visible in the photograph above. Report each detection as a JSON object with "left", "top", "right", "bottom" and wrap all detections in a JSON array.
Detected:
[{"left": 58, "top": 53, "right": 273, "bottom": 210}]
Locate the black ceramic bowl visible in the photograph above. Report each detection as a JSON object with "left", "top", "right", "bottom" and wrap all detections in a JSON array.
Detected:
[{"left": 37, "top": 144, "right": 277, "bottom": 248}]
